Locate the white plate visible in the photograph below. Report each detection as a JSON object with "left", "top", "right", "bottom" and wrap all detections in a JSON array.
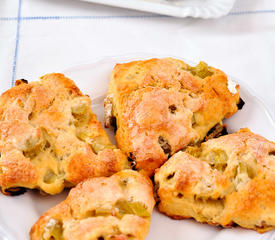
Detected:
[
  {"left": 79, "top": 0, "right": 236, "bottom": 19},
  {"left": 0, "top": 54, "right": 274, "bottom": 240}
]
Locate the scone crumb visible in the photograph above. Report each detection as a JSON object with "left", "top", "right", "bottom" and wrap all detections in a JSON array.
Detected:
[{"left": 43, "top": 218, "right": 57, "bottom": 239}]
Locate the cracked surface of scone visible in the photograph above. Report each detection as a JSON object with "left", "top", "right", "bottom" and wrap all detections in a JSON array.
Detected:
[
  {"left": 0, "top": 73, "right": 128, "bottom": 195},
  {"left": 154, "top": 129, "right": 275, "bottom": 233},
  {"left": 30, "top": 170, "right": 155, "bottom": 240},
  {"left": 105, "top": 58, "right": 241, "bottom": 176}
]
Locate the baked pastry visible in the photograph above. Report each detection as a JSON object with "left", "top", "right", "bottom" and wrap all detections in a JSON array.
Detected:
[
  {"left": 0, "top": 73, "right": 128, "bottom": 195},
  {"left": 105, "top": 58, "right": 241, "bottom": 176},
  {"left": 30, "top": 170, "right": 155, "bottom": 240},
  {"left": 154, "top": 129, "right": 275, "bottom": 233}
]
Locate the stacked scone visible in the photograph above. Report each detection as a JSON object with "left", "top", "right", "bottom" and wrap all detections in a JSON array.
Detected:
[
  {"left": 0, "top": 58, "right": 274, "bottom": 240},
  {"left": 0, "top": 73, "right": 128, "bottom": 195},
  {"left": 105, "top": 58, "right": 241, "bottom": 176},
  {"left": 30, "top": 170, "right": 155, "bottom": 240},
  {"left": 155, "top": 129, "right": 275, "bottom": 232}
]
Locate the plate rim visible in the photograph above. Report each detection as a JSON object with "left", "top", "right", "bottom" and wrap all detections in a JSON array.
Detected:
[
  {"left": 78, "top": 0, "right": 236, "bottom": 19},
  {"left": 59, "top": 53, "right": 275, "bottom": 240},
  {"left": 0, "top": 53, "right": 274, "bottom": 240}
]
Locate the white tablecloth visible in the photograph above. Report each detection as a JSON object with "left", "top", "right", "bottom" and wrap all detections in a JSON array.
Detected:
[
  {"left": 0, "top": 0, "right": 275, "bottom": 114},
  {"left": 0, "top": 1, "right": 274, "bottom": 240},
  {"left": 0, "top": 0, "right": 274, "bottom": 118}
]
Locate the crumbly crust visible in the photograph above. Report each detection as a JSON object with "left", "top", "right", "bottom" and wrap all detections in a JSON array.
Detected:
[
  {"left": 105, "top": 58, "right": 240, "bottom": 176},
  {"left": 155, "top": 129, "right": 275, "bottom": 233},
  {"left": 30, "top": 170, "right": 155, "bottom": 240},
  {"left": 0, "top": 73, "right": 128, "bottom": 195}
]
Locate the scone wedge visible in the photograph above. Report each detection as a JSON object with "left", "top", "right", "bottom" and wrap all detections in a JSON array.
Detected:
[
  {"left": 155, "top": 129, "right": 275, "bottom": 233},
  {"left": 105, "top": 58, "right": 242, "bottom": 176},
  {"left": 0, "top": 73, "right": 128, "bottom": 195},
  {"left": 30, "top": 170, "right": 155, "bottom": 240}
]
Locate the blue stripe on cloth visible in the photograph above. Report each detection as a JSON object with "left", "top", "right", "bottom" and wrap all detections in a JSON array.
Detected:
[
  {"left": 229, "top": 9, "right": 275, "bottom": 15},
  {"left": 11, "top": 0, "right": 22, "bottom": 87},
  {"left": 0, "top": 9, "right": 275, "bottom": 22},
  {"left": 0, "top": 15, "right": 166, "bottom": 21},
  {"left": 21, "top": 15, "right": 166, "bottom": 20},
  {"left": 0, "top": 17, "right": 18, "bottom": 21}
]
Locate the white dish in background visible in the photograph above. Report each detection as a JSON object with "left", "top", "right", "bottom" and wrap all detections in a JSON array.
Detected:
[
  {"left": 79, "top": 0, "right": 236, "bottom": 19},
  {"left": 0, "top": 54, "right": 274, "bottom": 240}
]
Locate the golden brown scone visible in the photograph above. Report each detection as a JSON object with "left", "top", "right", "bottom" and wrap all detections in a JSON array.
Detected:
[
  {"left": 105, "top": 58, "right": 241, "bottom": 176},
  {"left": 0, "top": 74, "right": 129, "bottom": 195},
  {"left": 155, "top": 128, "right": 275, "bottom": 233},
  {"left": 30, "top": 170, "right": 155, "bottom": 240}
]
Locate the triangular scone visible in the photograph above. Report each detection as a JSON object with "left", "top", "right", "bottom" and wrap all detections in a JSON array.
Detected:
[
  {"left": 105, "top": 58, "right": 241, "bottom": 176},
  {"left": 30, "top": 170, "right": 155, "bottom": 240},
  {"left": 0, "top": 73, "right": 128, "bottom": 195},
  {"left": 155, "top": 129, "right": 275, "bottom": 233}
]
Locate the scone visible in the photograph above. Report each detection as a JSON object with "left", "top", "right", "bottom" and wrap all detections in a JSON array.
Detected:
[
  {"left": 105, "top": 58, "right": 242, "bottom": 176},
  {"left": 30, "top": 170, "right": 155, "bottom": 240},
  {"left": 0, "top": 73, "right": 128, "bottom": 195},
  {"left": 155, "top": 129, "right": 275, "bottom": 233}
]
